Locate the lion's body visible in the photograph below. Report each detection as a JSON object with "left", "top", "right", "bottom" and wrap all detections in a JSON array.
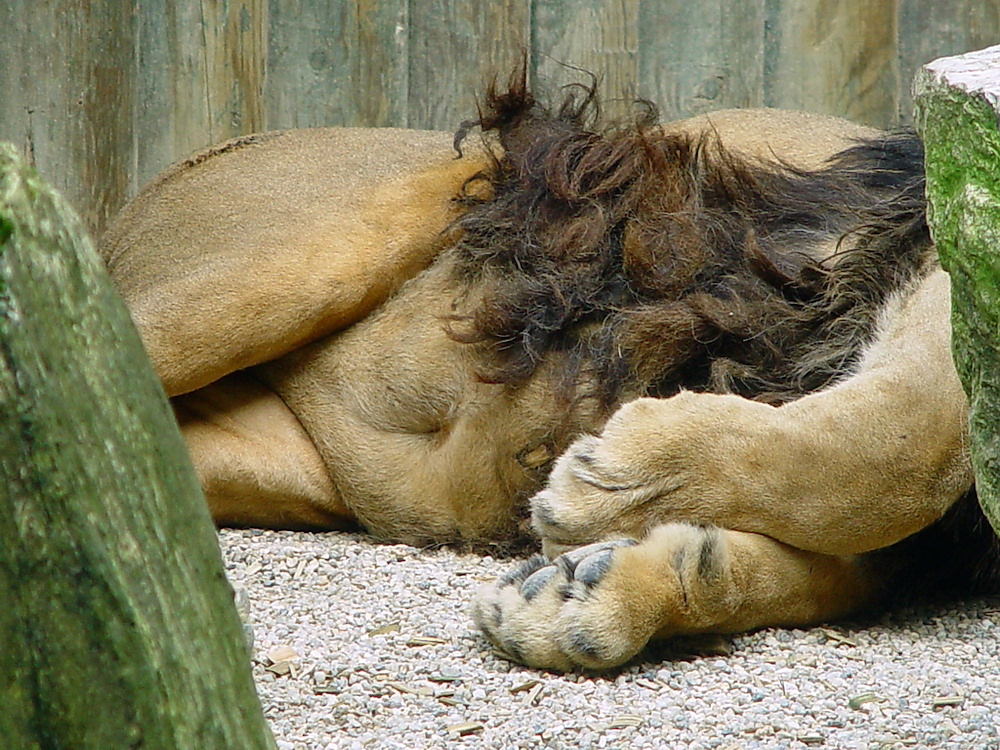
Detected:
[{"left": 100, "top": 85, "right": 999, "bottom": 670}]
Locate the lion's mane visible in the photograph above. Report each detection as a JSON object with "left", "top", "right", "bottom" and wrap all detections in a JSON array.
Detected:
[{"left": 451, "top": 71, "right": 930, "bottom": 410}]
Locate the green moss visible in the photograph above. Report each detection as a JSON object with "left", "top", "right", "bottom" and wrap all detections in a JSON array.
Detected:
[
  {"left": 0, "top": 142, "right": 275, "bottom": 750},
  {"left": 915, "top": 73, "right": 1000, "bottom": 534}
]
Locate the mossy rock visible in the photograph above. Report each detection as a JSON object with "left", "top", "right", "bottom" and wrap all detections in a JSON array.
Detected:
[
  {"left": 914, "top": 45, "right": 1000, "bottom": 536},
  {"left": 0, "top": 143, "right": 275, "bottom": 750}
]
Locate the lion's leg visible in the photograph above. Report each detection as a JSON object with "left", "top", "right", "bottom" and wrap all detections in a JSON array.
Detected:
[
  {"left": 174, "top": 372, "right": 355, "bottom": 530},
  {"left": 473, "top": 522, "right": 878, "bottom": 671},
  {"left": 103, "top": 130, "right": 483, "bottom": 397},
  {"left": 530, "top": 269, "right": 973, "bottom": 557}
]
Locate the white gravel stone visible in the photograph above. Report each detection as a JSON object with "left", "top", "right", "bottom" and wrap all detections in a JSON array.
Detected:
[{"left": 219, "top": 528, "right": 1000, "bottom": 750}]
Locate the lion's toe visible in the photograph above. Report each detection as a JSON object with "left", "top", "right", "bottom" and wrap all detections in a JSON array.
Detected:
[{"left": 529, "top": 445, "right": 632, "bottom": 546}]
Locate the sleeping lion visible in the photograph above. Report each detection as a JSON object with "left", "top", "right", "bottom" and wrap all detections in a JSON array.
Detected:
[{"left": 100, "top": 76, "right": 1000, "bottom": 671}]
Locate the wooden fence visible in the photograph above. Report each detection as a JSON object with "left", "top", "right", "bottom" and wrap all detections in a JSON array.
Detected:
[{"left": 2, "top": 0, "right": 998, "bottom": 237}]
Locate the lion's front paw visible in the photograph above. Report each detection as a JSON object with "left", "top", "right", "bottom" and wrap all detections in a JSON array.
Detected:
[
  {"left": 529, "top": 440, "right": 667, "bottom": 556},
  {"left": 473, "top": 521, "right": 879, "bottom": 671},
  {"left": 531, "top": 393, "right": 771, "bottom": 555},
  {"left": 531, "top": 397, "right": 702, "bottom": 553},
  {"left": 472, "top": 524, "right": 736, "bottom": 670},
  {"left": 471, "top": 539, "right": 647, "bottom": 671}
]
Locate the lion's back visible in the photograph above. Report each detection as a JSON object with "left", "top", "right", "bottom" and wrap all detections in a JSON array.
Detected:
[{"left": 664, "top": 108, "right": 880, "bottom": 169}]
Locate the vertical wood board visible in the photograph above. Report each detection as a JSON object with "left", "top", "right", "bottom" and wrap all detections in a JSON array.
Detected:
[
  {"left": 531, "top": 0, "right": 639, "bottom": 122},
  {"left": 406, "top": 0, "right": 531, "bottom": 130},
  {"left": 0, "top": 0, "right": 137, "bottom": 237},
  {"left": 637, "top": 0, "right": 766, "bottom": 123},
  {"left": 764, "top": 0, "right": 898, "bottom": 127},
  {"left": 266, "top": 0, "right": 408, "bottom": 130}
]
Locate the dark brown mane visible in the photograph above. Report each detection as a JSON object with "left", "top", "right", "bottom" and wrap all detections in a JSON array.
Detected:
[{"left": 450, "top": 72, "right": 931, "bottom": 409}]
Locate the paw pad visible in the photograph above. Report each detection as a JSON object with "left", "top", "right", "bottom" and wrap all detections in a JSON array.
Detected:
[{"left": 520, "top": 565, "right": 557, "bottom": 601}]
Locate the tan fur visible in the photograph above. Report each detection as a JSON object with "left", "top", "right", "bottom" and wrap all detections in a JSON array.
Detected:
[
  {"left": 100, "top": 109, "right": 972, "bottom": 670},
  {"left": 472, "top": 527, "right": 875, "bottom": 670},
  {"left": 102, "top": 127, "right": 484, "bottom": 397},
  {"left": 665, "top": 108, "right": 881, "bottom": 169}
]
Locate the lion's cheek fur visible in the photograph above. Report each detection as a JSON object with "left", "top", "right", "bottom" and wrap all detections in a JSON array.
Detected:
[{"left": 249, "top": 260, "right": 604, "bottom": 545}]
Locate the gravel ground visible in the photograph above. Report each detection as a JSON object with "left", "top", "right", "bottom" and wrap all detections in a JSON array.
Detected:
[{"left": 219, "top": 528, "right": 1000, "bottom": 750}]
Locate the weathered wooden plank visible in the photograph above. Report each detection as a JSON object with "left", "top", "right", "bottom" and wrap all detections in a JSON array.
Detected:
[
  {"left": 898, "top": 0, "right": 1000, "bottom": 123},
  {"left": 763, "top": 0, "right": 898, "bottom": 128},
  {"left": 407, "top": 0, "right": 530, "bottom": 131},
  {"left": 0, "top": 0, "right": 137, "bottom": 237},
  {"left": 135, "top": 0, "right": 266, "bottom": 190},
  {"left": 531, "top": 0, "right": 639, "bottom": 122},
  {"left": 266, "top": 0, "right": 408, "bottom": 130},
  {"left": 8, "top": 0, "right": 1000, "bottom": 241},
  {"left": 637, "top": 0, "right": 766, "bottom": 123}
]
